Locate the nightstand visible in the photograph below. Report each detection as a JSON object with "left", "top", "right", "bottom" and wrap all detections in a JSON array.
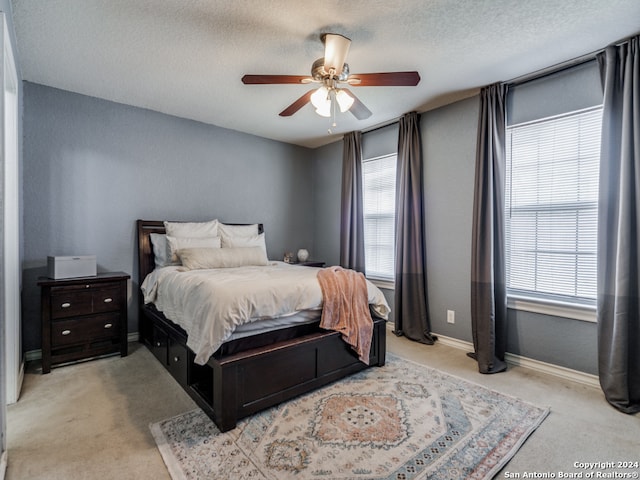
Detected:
[
  {"left": 298, "top": 260, "right": 326, "bottom": 267},
  {"left": 38, "top": 272, "right": 130, "bottom": 373}
]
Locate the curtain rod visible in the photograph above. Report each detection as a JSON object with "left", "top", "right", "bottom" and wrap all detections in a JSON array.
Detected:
[
  {"left": 507, "top": 32, "right": 638, "bottom": 87},
  {"left": 506, "top": 51, "right": 599, "bottom": 87},
  {"left": 362, "top": 118, "right": 399, "bottom": 135}
]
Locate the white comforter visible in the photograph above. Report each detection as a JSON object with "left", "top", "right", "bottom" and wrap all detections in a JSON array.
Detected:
[{"left": 141, "top": 261, "right": 390, "bottom": 365}]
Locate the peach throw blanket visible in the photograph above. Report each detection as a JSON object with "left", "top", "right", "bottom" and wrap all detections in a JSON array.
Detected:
[{"left": 317, "top": 266, "right": 373, "bottom": 365}]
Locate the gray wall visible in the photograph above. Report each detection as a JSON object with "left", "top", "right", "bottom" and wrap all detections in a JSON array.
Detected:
[
  {"left": 22, "top": 82, "right": 315, "bottom": 351},
  {"left": 311, "top": 140, "right": 342, "bottom": 266},
  {"left": 312, "top": 92, "right": 599, "bottom": 375}
]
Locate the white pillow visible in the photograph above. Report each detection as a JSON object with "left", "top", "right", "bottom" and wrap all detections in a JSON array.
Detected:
[
  {"left": 218, "top": 223, "right": 259, "bottom": 239},
  {"left": 164, "top": 220, "right": 219, "bottom": 238},
  {"left": 220, "top": 232, "right": 267, "bottom": 256},
  {"left": 166, "top": 235, "right": 221, "bottom": 263},
  {"left": 150, "top": 233, "right": 183, "bottom": 268},
  {"left": 178, "top": 247, "right": 269, "bottom": 270}
]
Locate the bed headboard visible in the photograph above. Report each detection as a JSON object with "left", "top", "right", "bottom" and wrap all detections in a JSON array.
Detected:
[{"left": 136, "top": 219, "right": 265, "bottom": 285}]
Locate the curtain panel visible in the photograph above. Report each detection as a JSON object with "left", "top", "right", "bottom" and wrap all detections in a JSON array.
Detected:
[
  {"left": 596, "top": 35, "right": 640, "bottom": 414},
  {"left": 394, "top": 112, "right": 436, "bottom": 344},
  {"left": 340, "top": 131, "right": 366, "bottom": 272},
  {"left": 469, "top": 83, "right": 508, "bottom": 374}
]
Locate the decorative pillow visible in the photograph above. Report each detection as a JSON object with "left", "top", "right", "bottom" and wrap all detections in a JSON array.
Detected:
[
  {"left": 218, "top": 223, "right": 259, "bottom": 239},
  {"left": 178, "top": 247, "right": 269, "bottom": 270},
  {"left": 166, "top": 235, "right": 221, "bottom": 263},
  {"left": 164, "top": 219, "right": 219, "bottom": 238},
  {"left": 220, "top": 232, "right": 267, "bottom": 256},
  {"left": 150, "top": 233, "right": 178, "bottom": 268}
]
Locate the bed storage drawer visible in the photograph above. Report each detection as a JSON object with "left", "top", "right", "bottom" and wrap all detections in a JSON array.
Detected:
[
  {"left": 168, "top": 340, "right": 189, "bottom": 388},
  {"left": 150, "top": 324, "right": 169, "bottom": 365}
]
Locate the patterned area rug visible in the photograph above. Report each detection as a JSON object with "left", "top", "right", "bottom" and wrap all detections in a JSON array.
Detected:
[{"left": 150, "top": 354, "right": 549, "bottom": 480}]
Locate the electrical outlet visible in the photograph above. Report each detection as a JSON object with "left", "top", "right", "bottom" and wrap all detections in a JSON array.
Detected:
[{"left": 447, "top": 310, "right": 455, "bottom": 324}]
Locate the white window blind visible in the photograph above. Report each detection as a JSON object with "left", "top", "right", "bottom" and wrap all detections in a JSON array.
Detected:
[
  {"left": 505, "top": 106, "right": 602, "bottom": 306},
  {"left": 362, "top": 154, "right": 397, "bottom": 280}
]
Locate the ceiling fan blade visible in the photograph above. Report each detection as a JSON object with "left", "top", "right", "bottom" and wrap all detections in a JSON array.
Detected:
[
  {"left": 322, "top": 33, "right": 351, "bottom": 76},
  {"left": 242, "top": 75, "right": 312, "bottom": 85},
  {"left": 279, "top": 89, "right": 315, "bottom": 116},
  {"left": 343, "top": 89, "right": 372, "bottom": 120},
  {"left": 347, "top": 71, "right": 421, "bottom": 86}
]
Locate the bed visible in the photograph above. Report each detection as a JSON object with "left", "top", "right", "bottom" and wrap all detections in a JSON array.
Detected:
[{"left": 137, "top": 219, "right": 388, "bottom": 432}]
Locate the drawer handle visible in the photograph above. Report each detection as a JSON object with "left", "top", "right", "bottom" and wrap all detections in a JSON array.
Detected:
[
  {"left": 103, "top": 298, "right": 113, "bottom": 303},
  {"left": 156, "top": 341, "right": 161, "bottom": 347},
  {"left": 104, "top": 323, "right": 113, "bottom": 329},
  {"left": 173, "top": 356, "right": 180, "bottom": 363},
  {"left": 62, "top": 330, "right": 71, "bottom": 336},
  {"left": 61, "top": 302, "right": 71, "bottom": 308}
]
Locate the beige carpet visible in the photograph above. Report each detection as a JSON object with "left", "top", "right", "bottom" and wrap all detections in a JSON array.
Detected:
[{"left": 150, "top": 354, "right": 549, "bottom": 480}]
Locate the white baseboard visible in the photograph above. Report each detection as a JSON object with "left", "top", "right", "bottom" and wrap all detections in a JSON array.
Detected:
[
  {"left": 25, "top": 332, "right": 140, "bottom": 362},
  {"left": 434, "top": 333, "right": 600, "bottom": 389},
  {"left": 7, "top": 359, "right": 26, "bottom": 405},
  {"left": 503, "top": 351, "right": 600, "bottom": 388},
  {"left": 0, "top": 450, "right": 7, "bottom": 480},
  {"left": 387, "top": 322, "right": 599, "bottom": 389}
]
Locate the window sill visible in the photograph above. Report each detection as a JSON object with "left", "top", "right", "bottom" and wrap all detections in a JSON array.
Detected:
[
  {"left": 507, "top": 295, "right": 596, "bottom": 323},
  {"left": 367, "top": 278, "right": 395, "bottom": 290}
]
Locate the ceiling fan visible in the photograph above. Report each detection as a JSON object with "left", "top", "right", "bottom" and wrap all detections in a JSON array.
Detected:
[{"left": 241, "top": 33, "right": 420, "bottom": 121}]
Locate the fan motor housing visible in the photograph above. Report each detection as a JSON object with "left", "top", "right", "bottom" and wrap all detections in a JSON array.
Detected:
[{"left": 311, "top": 58, "right": 350, "bottom": 81}]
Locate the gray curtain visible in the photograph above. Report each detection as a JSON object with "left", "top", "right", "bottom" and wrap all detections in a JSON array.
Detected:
[
  {"left": 469, "top": 83, "right": 508, "bottom": 374},
  {"left": 596, "top": 36, "right": 640, "bottom": 414},
  {"left": 394, "top": 112, "right": 435, "bottom": 344},
  {"left": 340, "top": 131, "right": 366, "bottom": 272}
]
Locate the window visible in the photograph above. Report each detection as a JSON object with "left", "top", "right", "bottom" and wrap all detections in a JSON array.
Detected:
[
  {"left": 505, "top": 106, "right": 602, "bottom": 308},
  {"left": 362, "top": 154, "right": 397, "bottom": 281}
]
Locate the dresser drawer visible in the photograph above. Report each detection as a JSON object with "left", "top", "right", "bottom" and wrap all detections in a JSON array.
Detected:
[
  {"left": 52, "top": 313, "right": 120, "bottom": 347},
  {"left": 50, "top": 291, "right": 93, "bottom": 319},
  {"left": 92, "top": 286, "right": 122, "bottom": 313},
  {"left": 50, "top": 283, "right": 122, "bottom": 319}
]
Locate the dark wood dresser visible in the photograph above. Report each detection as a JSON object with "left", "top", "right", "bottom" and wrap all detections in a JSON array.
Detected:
[{"left": 38, "top": 272, "right": 130, "bottom": 373}]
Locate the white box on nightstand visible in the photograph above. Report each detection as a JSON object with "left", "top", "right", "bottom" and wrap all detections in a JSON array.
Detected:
[{"left": 47, "top": 255, "right": 97, "bottom": 279}]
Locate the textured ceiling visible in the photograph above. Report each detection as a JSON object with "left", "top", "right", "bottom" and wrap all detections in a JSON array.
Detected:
[{"left": 10, "top": 0, "right": 640, "bottom": 148}]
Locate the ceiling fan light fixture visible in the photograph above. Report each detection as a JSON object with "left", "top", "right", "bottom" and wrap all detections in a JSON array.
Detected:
[
  {"left": 335, "top": 89, "right": 354, "bottom": 112},
  {"left": 315, "top": 104, "right": 331, "bottom": 117},
  {"left": 310, "top": 86, "right": 330, "bottom": 109},
  {"left": 322, "top": 33, "right": 351, "bottom": 76}
]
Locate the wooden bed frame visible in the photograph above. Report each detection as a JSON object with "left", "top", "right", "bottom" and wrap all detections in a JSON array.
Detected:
[{"left": 137, "top": 220, "right": 386, "bottom": 432}]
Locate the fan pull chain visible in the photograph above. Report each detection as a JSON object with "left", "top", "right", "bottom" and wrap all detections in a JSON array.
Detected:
[{"left": 328, "top": 90, "right": 337, "bottom": 134}]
